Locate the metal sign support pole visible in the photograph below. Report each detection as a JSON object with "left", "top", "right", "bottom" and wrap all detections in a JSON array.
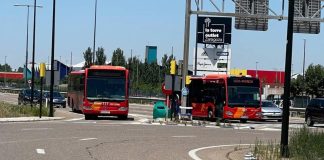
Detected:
[
  {"left": 281, "top": 0, "right": 295, "bottom": 157},
  {"left": 39, "top": 77, "right": 43, "bottom": 118},
  {"left": 181, "top": 0, "right": 191, "bottom": 113}
]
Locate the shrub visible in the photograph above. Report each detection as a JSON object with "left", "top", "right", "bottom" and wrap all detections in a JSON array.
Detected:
[{"left": 0, "top": 102, "right": 50, "bottom": 118}]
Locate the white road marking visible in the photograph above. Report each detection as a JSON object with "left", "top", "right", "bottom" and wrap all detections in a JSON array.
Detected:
[
  {"left": 188, "top": 144, "right": 252, "bottom": 160},
  {"left": 72, "top": 121, "right": 97, "bottom": 124},
  {"left": 259, "top": 128, "right": 281, "bottom": 131},
  {"left": 129, "top": 113, "right": 151, "bottom": 118},
  {"left": 36, "top": 149, "right": 46, "bottom": 155},
  {"left": 138, "top": 118, "right": 150, "bottom": 123},
  {"left": 64, "top": 118, "right": 84, "bottom": 121},
  {"left": 79, "top": 138, "right": 97, "bottom": 141},
  {"left": 172, "top": 135, "right": 196, "bottom": 138},
  {"left": 93, "top": 124, "right": 121, "bottom": 127},
  {"left": 22, "top": 128, "right": 52, "bottom": 131}
]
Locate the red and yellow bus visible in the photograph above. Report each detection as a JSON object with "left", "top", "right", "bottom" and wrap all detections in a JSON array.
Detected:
[
  {"left": 188, "top": 74, "right": 262, "bottom": 122},
  {"left": 68, "top": 65, "right": 129, "bottom": 120}
]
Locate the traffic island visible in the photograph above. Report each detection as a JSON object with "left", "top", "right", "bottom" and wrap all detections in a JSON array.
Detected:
[{"left": 0, "top": 116, "right": 64, "bottom": 122}]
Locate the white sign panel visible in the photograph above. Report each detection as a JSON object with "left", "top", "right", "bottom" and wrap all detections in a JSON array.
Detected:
[{"left": 193, "top": 47, "right": 231, "bottom": 75}]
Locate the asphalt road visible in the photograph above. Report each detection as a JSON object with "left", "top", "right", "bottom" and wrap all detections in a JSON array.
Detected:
[{"left": 0, "top": 118, "right": 282, "bottom": 160}]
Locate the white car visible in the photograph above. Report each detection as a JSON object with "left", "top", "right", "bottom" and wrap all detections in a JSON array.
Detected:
[{"left": 261, "top": 100, "right": 283, "bottom": 122}]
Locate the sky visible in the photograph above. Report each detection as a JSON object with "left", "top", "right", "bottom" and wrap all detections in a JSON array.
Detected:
[{"left": 0, "top": 0, "right": 323, "bottom": 74}]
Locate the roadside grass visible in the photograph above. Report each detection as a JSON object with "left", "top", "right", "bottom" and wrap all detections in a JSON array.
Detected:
[
  {"left": 0, "top": 101, "right": 49, "bottom": 118},
  {"left": 253, "top": 126, "right": 324, "bottom": 159}
]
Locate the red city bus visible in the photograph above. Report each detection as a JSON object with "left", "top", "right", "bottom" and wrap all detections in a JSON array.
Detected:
[
  {"left": 188, "top": 74, "right": 262, "bottom": 122},
  {"left": 68, "top": 70, "right": 85, "bottom": 112},
  {"left": 68, "top": 65, "right": 129, "bottom": 120}
]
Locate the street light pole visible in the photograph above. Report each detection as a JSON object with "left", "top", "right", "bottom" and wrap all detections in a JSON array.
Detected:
[
  {"left": 281, "top": 0, "right": 295, "bottom": 157},
  {"left": 302, "top": 39, "right": 306, "bottom": 108},
  {"left": 93, "top": 0, "right": 98, "bottom": 65},
  {"left": 256, "top": 61, "right": 259, "bottom": 78},
  {"left": 4, "top": 56, "right": 7, "bottom": 87},
  {"left": 49, "top": 0, "right": 56, "bottom": 117},
  {"left": 30, "top": 0, "right": 38, "bottom": 107},
  {"left": 181, "top": 0, "right": 191, "bottom": 111},
  {"left": 14, "top": 4, "right": 42, "bottom": 86}
]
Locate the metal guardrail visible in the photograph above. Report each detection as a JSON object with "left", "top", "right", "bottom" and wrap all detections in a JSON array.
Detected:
[{"left": 0, "top": 87, "right": 166, "bottom": 103}]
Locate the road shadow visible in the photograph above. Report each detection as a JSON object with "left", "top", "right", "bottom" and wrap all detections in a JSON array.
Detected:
[{"left": 96, "top": 116, "right": 135, "bottom": 121}]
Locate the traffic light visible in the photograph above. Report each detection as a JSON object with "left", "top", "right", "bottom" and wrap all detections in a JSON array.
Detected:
[
  {"left": 170, "top": 60, "right": 176, "bottom": 75},
  {"left": 186, "top": 75, "right": 191, "bottom": 85},
  {"left": 39, "top": 63, "right": 46, "bottom": 78}
]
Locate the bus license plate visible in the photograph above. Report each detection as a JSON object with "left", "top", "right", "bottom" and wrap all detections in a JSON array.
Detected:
[{"left": 101, "top": 110, "right": 110, "bottom": 114}]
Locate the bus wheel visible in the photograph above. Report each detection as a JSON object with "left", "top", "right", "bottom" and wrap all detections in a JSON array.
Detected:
[
  {"left": 207, "top": 109, "right": 214, "bottom": 121},
  {"left": 85, "top": 114, "right": 94, "bottom": 120},
  {"left": 71, "top": 101, "right": 76, "bottom": 112},
  {"left": 118, "top": 115, "right": 128, "bottom": 120}
]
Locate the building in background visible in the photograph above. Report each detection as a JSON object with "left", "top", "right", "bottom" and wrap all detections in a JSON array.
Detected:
[
  {"left": 145, "top": 46, "right": 157, "bottom": 64},
  {"left": 45, "top": 60, "right": 70, "bottom": 86},
  {"left": 230, "top": 68, "right": 285, "bottom": 100},
  {"left": 0, "top": 72, "right": 23, "bottom": 80}
]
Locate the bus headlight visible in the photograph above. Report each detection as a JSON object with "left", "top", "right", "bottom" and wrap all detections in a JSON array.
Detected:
[
  {"left": 119, "top": 107, "right": 128, "bottom": 111},
  {"left": 256, "top": 112, "right": 262, "bottom": 117},
  {"left": 83, "top": 106, "right": 92, "bottom": 110},
  {"left": 225, "top": 111, "right": 233, "bottom": 116}
]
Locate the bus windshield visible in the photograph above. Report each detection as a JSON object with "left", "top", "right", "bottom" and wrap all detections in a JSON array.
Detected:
[
  {"left": 86, "top": 77, "right": 126, "bottom": 101},
  {"left": 228, "top": 86, "right": 260, "bottom": 107}
]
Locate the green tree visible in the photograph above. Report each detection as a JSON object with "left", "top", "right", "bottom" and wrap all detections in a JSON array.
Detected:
[
  {"left": 161, "top": 53, "right": 175, "bottom": 78},
  {"left": 95, "top": 47, "right": 106, "bottom": 65},
  {"left": 305, "top": 64, "right": 324, "bottom": 97},
  {"left": 83, "top": 47, "right": 93, "bottom": 69},
  {"left": 111, "top": 48, "right": 126, "bottom": 66},
  {"left": 291, "top": 75, "right": 305, "bottom": 97},
  {"left": 17, "top": 67, "right": 24, "bottom": 72},
  {"left": 0, "top": 64, "right": 12, "bottom": 72}
]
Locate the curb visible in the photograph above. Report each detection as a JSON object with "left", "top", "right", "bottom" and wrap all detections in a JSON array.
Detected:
[{"left": 0, "top": 117, "right": 65, "bottom": 123}]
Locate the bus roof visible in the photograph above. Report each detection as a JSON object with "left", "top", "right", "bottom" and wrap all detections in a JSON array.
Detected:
[
  {"left": 89, "top": 65, "right": 126, "bottom": 70},
  {"left": 70, "top": 70, "right": 85, "bottom": 75},
  {"left": 190, "top": 74, "right": 255, "bottom": 80},
  {"left": 191, "top": 74, "right": 228, "bottom": 80}
]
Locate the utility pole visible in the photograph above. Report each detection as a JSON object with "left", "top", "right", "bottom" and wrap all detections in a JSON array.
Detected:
[
  {"left": 302, "top": 39, "right": 306, "bottom": 108},
  {"left": 70, "top": 52, "right": 72, "bottom": 70},
  {"left": 194, "top": 0, "right": 200, "bottom": 75},
  {"left": 255, "top": 61, "right": 259, "bottom": 78},
  {"left": 14, "top": 4, "right": 42, "bottom": 86},
  {"left": 281, "top": 0, "right": 295, "bottom": 157},
  {"left": 4, "top": 56, "right": 7, "bottom": 87},
  {"left": 49, "top": 0, "right": 56, "bottom": 117},
  {"left": 93, "top": 0, "right": 98, "bottom": 65},
  {"left": 30, "top": 0, "right": 37, "bottom": 107},
  {"left": 181, "top": 0, "right": 191, "bottom": 111},
  {"left": 137, "top": 56, "right": 139, "bottom": 88}
]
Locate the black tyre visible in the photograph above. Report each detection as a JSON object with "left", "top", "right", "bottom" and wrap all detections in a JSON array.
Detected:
[
  {"left": 85, "top": 114, "right": 92, "bottom": 120},
  {"left": 240, "top": 119, "right": 247, "bottom": 123},
  {"left": 207, "top": 109, "right": 214, "bottom": 121},
  {"left": 306, "top": 116, "right": 314, "bottom": 126},
  {"left": 85, "top": 114, "right": 98, "bottom": 120},
  {"left": 118, "top": 115, "right": 128, "bottom": 120},
  {"left": 71, "top": 101, "right": 76, "bottom": 112}
]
